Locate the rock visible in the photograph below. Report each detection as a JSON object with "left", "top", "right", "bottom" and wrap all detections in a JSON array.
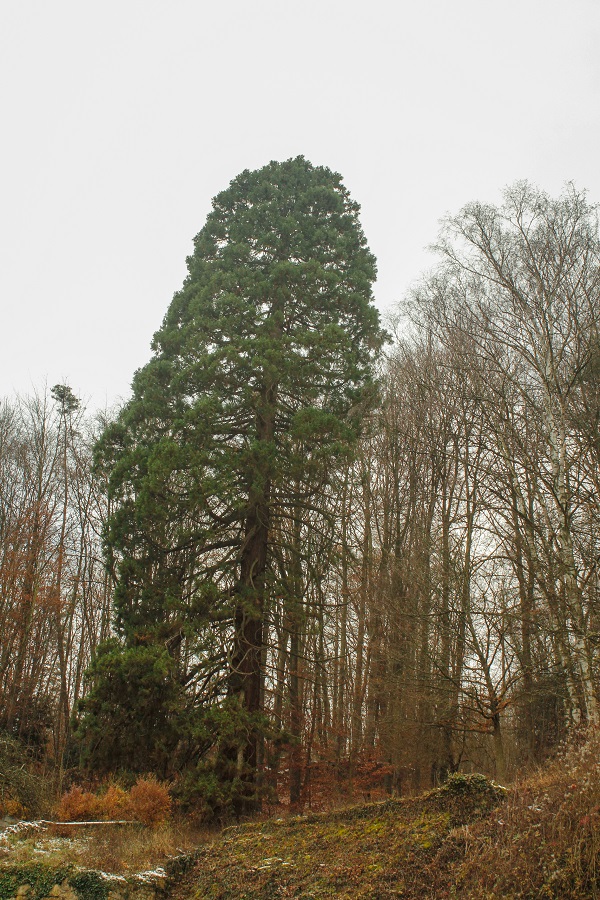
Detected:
[{"left": 47, "top": 880, "right": 78, "bottom": 900}]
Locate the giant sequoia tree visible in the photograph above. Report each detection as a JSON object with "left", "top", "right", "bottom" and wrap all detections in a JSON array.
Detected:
[{"left": 87, "top": 157, "right": 383, "bottom": 805}]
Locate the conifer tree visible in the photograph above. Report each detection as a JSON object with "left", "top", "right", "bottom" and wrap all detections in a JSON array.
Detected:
[{"left": 87, "top": 156, "right": 383, "bottom": 809}]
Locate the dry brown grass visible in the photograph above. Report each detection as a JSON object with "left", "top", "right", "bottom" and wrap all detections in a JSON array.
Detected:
[
  {"left": 443, "top": 730, "right": 600, "bottom": 898},
  {"left": 65, "top": 822, "right": 205, "bottom": 873},
  {"left": 1, "top": 820, "right": 210, "bottom": 875}
]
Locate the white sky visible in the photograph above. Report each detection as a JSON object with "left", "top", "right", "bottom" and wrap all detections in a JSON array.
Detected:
[{"left": 2, "top": 0, "right": 600, "bottom": 412}]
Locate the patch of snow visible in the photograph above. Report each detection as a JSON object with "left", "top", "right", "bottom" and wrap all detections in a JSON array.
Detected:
[
  {"left": 0, "top": 821, "right": 48, "bottom": 842},
  {"left": 133, "top": 868, "right": 167, "bottom": 882}
]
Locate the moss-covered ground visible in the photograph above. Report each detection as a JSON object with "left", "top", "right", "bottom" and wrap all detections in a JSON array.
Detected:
[
  {"left": 171, "top": 775, "right": 507, "bottom": 900},
  {"left": 172, "top": 740, "right": 600, "bottom": 900}
]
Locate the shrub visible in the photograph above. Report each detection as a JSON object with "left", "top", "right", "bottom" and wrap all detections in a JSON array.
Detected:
[
  {"left": 127, "top": 777, "right": 172, "bottom": 826},
  {"left": 55, "top": 777, "right": 172, "bottom": 827},
  {"left": 0, "top": 731, "right": 49, "bottom": 816},
  {"left": 1, "top": 798, "right": 26, "bottom": 819},
  {"left": 55, "top": 786, "right": 103, "bottom": 822},
  {"left": 75, "top": 641, "right": 185, "bottom": 777},
  {"left": 99, "top": 784, "right": 129, "bottom": 819}
]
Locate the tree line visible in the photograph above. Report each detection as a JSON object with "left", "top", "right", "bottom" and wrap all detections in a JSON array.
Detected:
[{"left": 2, "top": 160, "right": 599, "bottom": 817}]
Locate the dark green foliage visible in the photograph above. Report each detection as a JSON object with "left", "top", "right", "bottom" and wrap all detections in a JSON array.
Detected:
[
  {"left": 96, "top": 155, "right": 381, "bottom": 640},
  {"left": 173, "top": 699, "right": 278, "bottom": 820},
  {"left": 87, "top": 156, "right": 384, "bottom": 809},
  {"left": 432, "top": 772, "right": 507, "bottom": 814},
  {"left": 75, "top": 641, "right": 186, "bottom": 777},
  {"left": 0, "top": 867, "right": 146, "bottom": 900},
  {"left": 0, "top": 866, "right": 72, "bottom": 900},
  {"left": 435, "top": 772, "right": 505, "bottom": 797},
  {"left": 50, "top": 384, "right": 80, "bottom": 416},
  {"left": 68, "top": 871, "right": 109, "bottom": 900}
]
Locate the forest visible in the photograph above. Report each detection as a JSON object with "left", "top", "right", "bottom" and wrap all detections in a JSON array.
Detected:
[{"left": 1, "top": 156, "right": 599, "bottom": 823}]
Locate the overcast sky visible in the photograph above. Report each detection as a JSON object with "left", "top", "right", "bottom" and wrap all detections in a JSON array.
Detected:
[{"left": 2, "top": 0, "right": 600, "bottom": 411}]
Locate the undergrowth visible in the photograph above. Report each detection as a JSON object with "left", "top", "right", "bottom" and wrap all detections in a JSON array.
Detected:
[
  {"left": 172, "top": 772, "right": 504, "bottom": 899},
  {"left": 172, "top": 731, "right": 600, "bottom": 899},
  {"left": 4, "top": 732, "right": 600, "bottom": 898},
  {"left": 0, "top": 821, "right": 206, "bottom": 875},
  {"left": 444, "top": 732, "right": 600, "bottom": 898},
  {"left": 55, "top": 776, "right": 172, "bottom": 826},
  {"left": 0, "top": 863, "right": 73, "bottom": 900},
  {"left": 0, "top": 733, "right": 50, "bottom": 818}
]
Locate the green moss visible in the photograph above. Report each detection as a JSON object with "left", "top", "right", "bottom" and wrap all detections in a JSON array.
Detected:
[
  {"left": 0, "top": 865, "right": 116, "bottom": 900},
  {"left": 175, "top": 773, "right": 512, "bottom": 899},
  {"left": 68, "top": 871, "right": 109, "bottom": 900},
  {"left": 0, "top": 864, "right": 72, "bottom": 900},
  {"left": 436, "top": 773, "right": 506, "bottom": 800}
]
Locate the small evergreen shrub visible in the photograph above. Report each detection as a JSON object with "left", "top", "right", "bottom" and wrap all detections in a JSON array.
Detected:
[{"left": 438, "top": 772, "right": 507, "bottom": 800}]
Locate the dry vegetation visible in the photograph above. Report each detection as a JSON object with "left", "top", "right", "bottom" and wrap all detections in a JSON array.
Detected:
[
  {"left": 2, "top": 733, "right": 600, "bottom": 897},
  {"left": 446, "top": 734, "right": 600, "bottom": 899},
  {"left": 55, "top": 777, "right": 172, "bottom": 826},
  {"left": 0, "top": 776, "right": 204, "bottom": 876},
  {"left": 0, "top": 820, "right": 205, "bottom": 876},
  {"left": 3, "top": 733, "right": 600, "bottom": 897},
  {"left": 167, "top": 732, "right": 600, "bottom": 900}
]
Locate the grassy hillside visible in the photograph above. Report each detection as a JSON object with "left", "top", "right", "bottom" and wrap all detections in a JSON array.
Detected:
[
  {"left": 173, "top": 735, "right": 600, "bottom": 900},
  {"left": 2, "top": 733, "right": 600, "bottom": 899}
]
